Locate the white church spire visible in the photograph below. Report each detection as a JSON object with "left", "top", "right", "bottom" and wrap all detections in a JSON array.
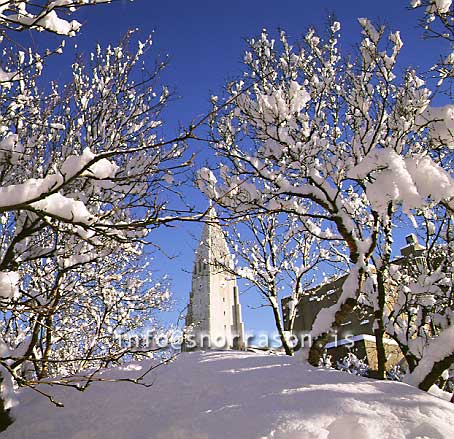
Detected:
[{"left": 184, "top": 207, "right": 245, "bottom": 350}]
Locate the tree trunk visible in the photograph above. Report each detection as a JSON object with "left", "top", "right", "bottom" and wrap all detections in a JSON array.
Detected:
[
  {"left": 308, "top": 332, "right": 331, "bottom": 366},
  {"left": 308, "top": 297, "right": 357, "bottom": 366},
  {"left": 374, "top": 267, "right": 388, "bottom": 380},
  {"left": 0, "top": 374, "right": 14, "bottom": 433},
  {"left": 374, "top": 325, "right": 387, "bottom": 379},
  {"left": 417, "top": 353, "right": 454, "bottom": 392},
  {"left": 373, "top": 207, "right": 393, "bottom": 380},
  {"left": 270, "top": 302, "right": 294, "bottom": 356},
  {"left": 393, "top": 341, "right": 418, "bottom": 372}
]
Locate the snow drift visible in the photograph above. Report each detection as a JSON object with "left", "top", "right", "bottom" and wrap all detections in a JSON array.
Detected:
[{"left": 3, "top": 351, "right": 454, "bottom": 439}]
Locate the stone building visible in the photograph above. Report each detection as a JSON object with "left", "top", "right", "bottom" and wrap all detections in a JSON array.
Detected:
[
  {"left": 184, "top": 209, "right": 245, "bottom": 350},
  {"left": 282, "top": 275, "right": 376, "bottom": 342},
  {"left": 281, "top": 234, "right": 424, "bottom": 369}
]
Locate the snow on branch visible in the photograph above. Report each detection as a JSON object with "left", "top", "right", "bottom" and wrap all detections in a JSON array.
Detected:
[{"left": 0, "top": 1, "right": 114, "bottom": 36}]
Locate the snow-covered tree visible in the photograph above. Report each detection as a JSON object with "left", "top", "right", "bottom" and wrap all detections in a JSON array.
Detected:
[
  {"left": 410, "top": 0, "right": 454, "bottom": 91},
  {"left": 203, "top": 210, "right": 341, "bottom": 355},
  {"left": 200, "top": 19, "right": 454, "bottom": 389},
  {"left": 0, "top": 0, "right": 196, "bottom": 424},
  {"left": 380, "top": 211, "right": 454, "bottom": 391}
]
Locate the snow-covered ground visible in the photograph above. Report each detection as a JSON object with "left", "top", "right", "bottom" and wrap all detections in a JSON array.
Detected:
[{"left": 4, "top": 350, "right": 454, "bottom": 439}]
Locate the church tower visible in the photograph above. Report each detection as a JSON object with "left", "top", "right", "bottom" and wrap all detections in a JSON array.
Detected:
[{"left": 184, "top": 208, "right": 245, "bottom": 350}]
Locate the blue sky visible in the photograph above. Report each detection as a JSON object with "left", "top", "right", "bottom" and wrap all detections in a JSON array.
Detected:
[
  {"left": 35, "top": 0, "right": 445, "bottom": 335},
  {"left": 70, "top": 0, "right": 442, "bottom": 126}
]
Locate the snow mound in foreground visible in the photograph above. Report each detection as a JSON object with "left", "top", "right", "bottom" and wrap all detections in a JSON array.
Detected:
[{"left": 4, "top": 351, "right": 454, "bottom": 439}]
